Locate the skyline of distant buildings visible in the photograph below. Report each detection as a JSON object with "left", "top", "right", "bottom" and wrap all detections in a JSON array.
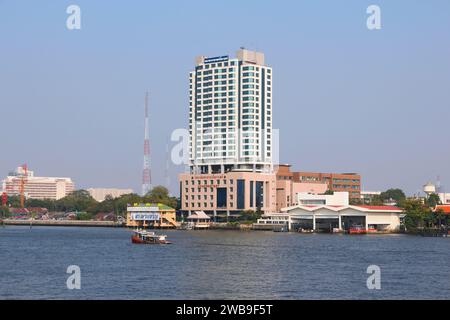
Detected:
[
  {"left": 0, "top": 166, "right": 134, "bottom": 202},
  {"left": 0, "top": 48, "right": 447, "bottom": 206},
  {"left": 1, "top": 166, "right": 75, "bottom": 200}
]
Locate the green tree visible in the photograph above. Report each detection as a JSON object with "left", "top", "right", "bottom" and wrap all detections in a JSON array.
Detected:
[
  {"left": 144, "top": 186, "right": 178, "bottom": 209},
  {"left": 403, "top": 199, "right": 432, "bottom": 232},
  {"left": 89, "top": 194, "right": 115, "bottom": 214},
  {"left": 0, "top": 206, "right": 10, "bottom": 218},
  {"left": 350, "top": 198, "right": 363, "bottom": 205},
  {"left": 26, "top": 198, "right": 57, "bottom": 211},
  {"left": 112, "top": 193, "right": 145, "bottom": 217},
  {"left": 76, "top": 212, "right": 93, "bottom": 220},
  {"left": 379, "top": 188, "right": 406, "bottom": 205},
  {"left": 5, "top": 195, "right": 21, "bottom": 208},
  {"left": 425, "top": 193, "right": 441, "bottom": 208},
  {"left": 433, "top": 208, "right": 447, "bottom": 228},
  {"left": 368, "top": 195, "right": 384, "bottom": 206},
  {"left": 56, "top": 190, "right": 97, "bottom": 212},
  {"left": 239, "top": 209, "right": 261, "bottom": 223}
]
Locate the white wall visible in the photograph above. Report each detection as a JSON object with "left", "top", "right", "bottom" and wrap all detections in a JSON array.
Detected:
[
  {"left": 297, "top": 192, "right": 349, "bottom": 206},
  {"left": 88, "top": 188, "right": 134, "bottom": 202},
  {"left": 366, "top": 213, "right": 400, "bottom": 231},
  {"left": 439, "top": 193, "right": 450, "bottom": 204},
  {"left": 285, "top": 206, "right": 402, "bottom": 231}
]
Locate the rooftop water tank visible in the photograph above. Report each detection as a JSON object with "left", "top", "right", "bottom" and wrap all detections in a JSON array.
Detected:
[{"left": 423, "top": 182, "right": 436, "bottom": 195}]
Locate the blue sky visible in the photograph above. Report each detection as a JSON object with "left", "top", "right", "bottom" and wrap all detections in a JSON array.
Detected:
[{"left": 1, "top": 0, "right": 449, "bottom": 196}]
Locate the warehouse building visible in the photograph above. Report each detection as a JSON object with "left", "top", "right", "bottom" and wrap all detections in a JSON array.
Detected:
[{"left": 256, "top": 205, "right": 403, "bottom": 233}]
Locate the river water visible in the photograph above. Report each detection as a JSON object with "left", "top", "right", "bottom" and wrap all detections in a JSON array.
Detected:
[{"left": 0, "top": 226, "right": 449, "bottom": 299}]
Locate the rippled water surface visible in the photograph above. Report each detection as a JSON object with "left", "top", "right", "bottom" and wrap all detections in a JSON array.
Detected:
[{"left": 0, "top": 226, "right": 449, "bottom": 299}]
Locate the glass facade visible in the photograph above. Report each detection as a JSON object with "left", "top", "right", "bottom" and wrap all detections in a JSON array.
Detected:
[
  {"left": 216, "top": 188, "right": 227, "bottom": 208},
  {"left": 255, "top": 181, "right": 264, "bottom": 208},
  {"left": 237, "top": 179, "right": 245, "bottom": 209}
]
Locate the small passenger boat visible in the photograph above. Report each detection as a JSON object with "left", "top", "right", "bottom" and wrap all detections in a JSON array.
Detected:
[{"left": 131, "top": 229, "right": 172, "bottom": 244}]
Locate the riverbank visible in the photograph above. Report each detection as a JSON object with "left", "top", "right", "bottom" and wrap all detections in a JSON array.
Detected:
[
  {"left": 2, "top": 219, "right": 124, "bottom": 228},
  {"left": 2, "top": 220, "right": 448, "bottom": 237},
  {"left": 1, "top": 220, "right": 253, "bottom": 230}
]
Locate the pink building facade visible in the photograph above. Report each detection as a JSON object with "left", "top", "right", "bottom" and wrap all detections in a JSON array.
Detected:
[
  {"left": 179, "top": 171, "right": 277, "bottom": 219},
  {"left": 275, "top": 164, "right": 328, "bottom": 211}
]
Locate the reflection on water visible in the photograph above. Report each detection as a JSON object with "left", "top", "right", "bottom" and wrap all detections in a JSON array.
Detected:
[{"left": 0, "top": 226, "right": 449, "bottom": 299}]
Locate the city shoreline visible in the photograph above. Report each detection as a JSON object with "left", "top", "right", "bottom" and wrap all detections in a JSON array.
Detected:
[
  {"left": 0, "top": 219, "right": 399, "bottom": 234},
  {"left": 1, "top": 219, "right": 123, "bottom": 228},
  {"left": 1, "top": 219, "right": 447, "bottom": 237}
]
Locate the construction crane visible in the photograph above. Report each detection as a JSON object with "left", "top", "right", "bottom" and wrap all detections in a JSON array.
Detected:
[
  {"left": 1, "top": 192, "right": 7, "bottom": 207},
  {"left": 19, "top": 164, "right": 28, "bottom": 208}
]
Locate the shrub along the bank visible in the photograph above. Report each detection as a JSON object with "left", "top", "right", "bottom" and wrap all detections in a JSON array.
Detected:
[
  {"left": 402, "top": 199, "right": 448, "bottom": 233},
  {"left": 6, "top": 185, "right": 179, "bottom": 217}
]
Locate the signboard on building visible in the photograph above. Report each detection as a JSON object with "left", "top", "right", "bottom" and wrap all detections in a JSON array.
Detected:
[
  {"left": 131, "top": 213, "right": 160, "bottom": 221},
  {"left": 204, "top": 56, "right": 229, "bottom": 64},
  {"left": 127, "top": 206, "right": 160, "bottom": 212}
]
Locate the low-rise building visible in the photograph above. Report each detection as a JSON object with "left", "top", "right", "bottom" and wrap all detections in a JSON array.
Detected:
[
  {"left": 275, "top": 164, "right": 328, "bottom": 211},
  {"left": 179, "top": 171, "right": 277, "bottom": 219},
  {"left": 438, "top": 193, "right": 450, "bottom": 205},
  {"left": 1, "top": 166, "right": 75, "bottom": 200},
  {"left": 87, "top": 188, "right": 134, "bottom": 202},
  {"left": 186, "top": 211, "right": 211, "bottom": 229},
  {"left": 256, "top": 205, "right": 403, "bottom": 233},
  {"left": 293, "top": 171, "right": 361, "bottom": 201},
  {"left": 274, "top": 165, "right": 361, "bottom": 209},
  {"left": 126, "top": 203, "right": 178, "bottom": 229},
  {"left": 297, "top": 191, "right": 349, "bottom": 206}
]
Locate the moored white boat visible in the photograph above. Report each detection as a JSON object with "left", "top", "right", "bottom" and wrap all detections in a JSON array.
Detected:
[{"left": 131, "top": 229, "right": 172, "bottom": 244}]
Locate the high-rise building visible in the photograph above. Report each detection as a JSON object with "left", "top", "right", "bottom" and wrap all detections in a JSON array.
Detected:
[
  {"left": 189, "top": 48, "right": 273, "bottom": 174},
  {"left": 1, "top": 167, "right": 75, "bottom": 200},
  {"left": 180, "top": 49, "right": 277, "bottom": 219}
]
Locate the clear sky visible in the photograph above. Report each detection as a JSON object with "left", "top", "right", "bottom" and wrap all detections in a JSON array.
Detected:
[{"left": 1, "top": 0, "right": 449, "bottom": 196}]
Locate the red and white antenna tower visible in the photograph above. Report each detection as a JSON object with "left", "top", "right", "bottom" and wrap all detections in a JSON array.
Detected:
[{"left": 142, "top": 91, "right": 152, "bottom": 196}]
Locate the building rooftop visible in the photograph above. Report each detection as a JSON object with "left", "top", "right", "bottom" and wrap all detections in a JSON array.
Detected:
[
  {"left": 196, "top": 48, "right": 266, "bottom": 66},
  {"left": 128, "top": 203, "right": 175, "bottom": 211},
  {"left": 282, "top": 204, "right": 402, "bottom": 213},
  {"left": 356, "top": 205, "right": 401, "bottom": 211},
  {"left": 435, "top": 205, "right": 450, "bottom": 214},
  {"left": 187, "top": 211, "right": 211, "bottom": 220}
]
